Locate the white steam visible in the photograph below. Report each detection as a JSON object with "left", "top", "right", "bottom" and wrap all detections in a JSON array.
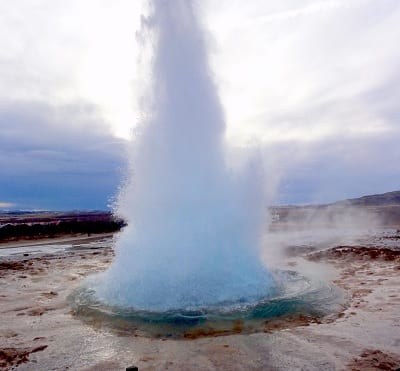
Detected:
[{"left": 95, "top": 0, "right": 273, "bottom": 311}]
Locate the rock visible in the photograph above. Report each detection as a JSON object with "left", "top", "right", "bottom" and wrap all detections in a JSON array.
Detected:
[
  {"left": 126, "top": 366, "right": 138, "bottom": 371},
  {"left": 0, "top": 345, "right": 47, "bottom": 368}
]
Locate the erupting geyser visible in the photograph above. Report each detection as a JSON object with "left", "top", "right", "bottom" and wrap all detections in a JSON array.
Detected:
[{"left": 94, "top": 0, "right": 275, "bottom": 311}]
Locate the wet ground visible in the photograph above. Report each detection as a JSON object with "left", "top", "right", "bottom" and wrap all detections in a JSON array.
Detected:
[{"left": 0, "top": 229, "right": 399, "bottom": 370}]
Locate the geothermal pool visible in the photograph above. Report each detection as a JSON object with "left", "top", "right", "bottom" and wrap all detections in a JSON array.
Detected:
[
  {"left": 77, "top": 0, "right": 346, "bottom": 326},
  {"left": 71, "top": 268, "right": 344, "bottom": 338}
]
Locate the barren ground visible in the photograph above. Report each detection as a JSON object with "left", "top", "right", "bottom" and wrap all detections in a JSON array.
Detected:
[{"left": 0, "top": 228, "right": 399, "bottom": 370}]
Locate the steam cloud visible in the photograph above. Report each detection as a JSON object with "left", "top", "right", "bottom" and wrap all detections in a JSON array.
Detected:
[{"left": 95, "top": 0, "right": 274, "bottom": 311}]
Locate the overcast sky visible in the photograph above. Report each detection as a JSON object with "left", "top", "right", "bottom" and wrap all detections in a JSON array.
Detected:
[{"left": 0, "top": 0, "right": 399, "bottom": 210}]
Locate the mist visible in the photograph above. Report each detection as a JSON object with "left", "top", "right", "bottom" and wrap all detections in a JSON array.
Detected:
[{"left": 94, "top": 0, "right": 274, "bottom": 311}]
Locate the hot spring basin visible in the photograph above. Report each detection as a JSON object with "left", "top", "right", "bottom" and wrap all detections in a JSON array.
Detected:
[{"left": 69, "top": 270, "right": 346, "bottom": 338}]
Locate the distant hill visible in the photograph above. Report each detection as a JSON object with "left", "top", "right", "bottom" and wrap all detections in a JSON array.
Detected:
[
  {"left": 334, "top": 190, "right": 400, "bottom": 207},
  {"left": 270, "top": 190, "right": 400, "bottom": 229}
]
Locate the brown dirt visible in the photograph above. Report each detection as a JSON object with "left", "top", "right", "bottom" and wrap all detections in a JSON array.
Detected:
[
  {"left": 308, "top": 245, "right": 400, "bottom": 262},
  {"left": 181, "top": 313, "right": 324, "bottom": 339},
  {"left": 0, "top": 261, "right": 25, "bottom": 272},
  {"left": 0, "top": 345, "right": 47, "bottom": 369},
  {"left": 347, "top": 349, "right": 400, "bottom": 370},
  {"left": 264, "top": 313, "right": 322, "bottom": 333},
  {"left": 183, "top": 321, "right": 244, "bottom": 339}
]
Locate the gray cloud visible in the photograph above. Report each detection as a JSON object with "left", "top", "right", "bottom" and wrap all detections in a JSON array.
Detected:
[
  {"left": 0, "top": 100, "right": 126, "bottom": 210},
  {"left": 0, "top": 1, "right": 399, "bottom": 209},
  {"left": 264, "top": 130, "right": 400, "bottom": 205}
]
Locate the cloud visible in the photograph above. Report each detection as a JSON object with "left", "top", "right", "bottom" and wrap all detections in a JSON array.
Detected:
[
  {"left": 0, "top": 0, "right": 144, "bottom": 139},
  {"left": 0, "top": 1, "right": 399, "bottom": 208},
  {"left": 204, "top": 0, "right": 400, "bottom": 142},
  {"left": 201, "top": 0, "right": 400, "bottom": 204},
  {"left": 0, "top": 100, "right": 126, "bottom": 210},
  {"left": 0, "top": 202, "right": 15, "bottom": 209},
  {"left": 263, "top": 129, "right": 400, "bottom": 204}
]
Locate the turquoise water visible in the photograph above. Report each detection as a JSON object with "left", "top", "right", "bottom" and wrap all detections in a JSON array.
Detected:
[{"left": 69, "top": 270, "right": 345, "bottom": 338}]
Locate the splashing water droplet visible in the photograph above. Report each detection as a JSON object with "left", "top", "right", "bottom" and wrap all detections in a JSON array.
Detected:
[{"left": 92, "top": 0, "right": 274, "bottom": 311}]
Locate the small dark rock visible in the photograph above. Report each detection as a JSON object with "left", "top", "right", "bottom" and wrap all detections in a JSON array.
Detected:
[
  {"left": 23, "top": 253, "right": 29, "bottom": 256},
  {"left": 126, "top": 367, "right": 138, "bottom": 371}
]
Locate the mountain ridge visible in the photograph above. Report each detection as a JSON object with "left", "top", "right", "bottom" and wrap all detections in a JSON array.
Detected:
[{"left": 333, "top": 190, "right": 400, "bottom": 207}]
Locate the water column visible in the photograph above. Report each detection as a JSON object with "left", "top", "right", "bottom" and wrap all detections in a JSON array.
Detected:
[{"left": 96, "top": 0, "right": 274, "bottom": 311}]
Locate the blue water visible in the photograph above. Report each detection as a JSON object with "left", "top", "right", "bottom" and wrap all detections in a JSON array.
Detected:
[{"left": 70, "top": 270, "right": 345, "bottom": 338}]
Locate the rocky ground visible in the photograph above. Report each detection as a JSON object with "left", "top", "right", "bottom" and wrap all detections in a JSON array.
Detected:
[{"left": 0, "top": 226, "right": 399, "bottom": 370}]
